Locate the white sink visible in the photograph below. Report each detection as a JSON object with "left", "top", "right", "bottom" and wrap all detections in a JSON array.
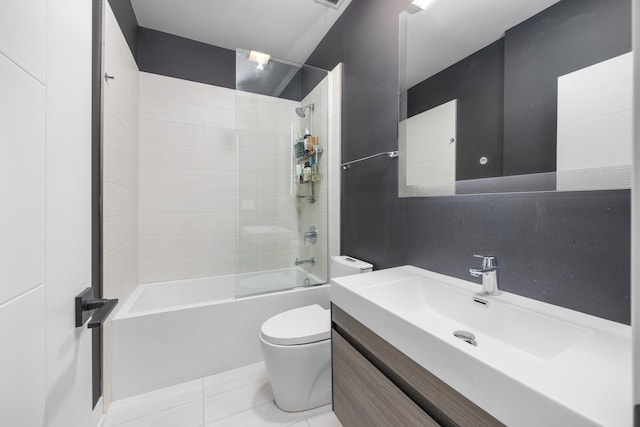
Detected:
[
  {"left": 331, "top": 266, "right": 631, "bottom": 427},
  {"left": 360, "top": 276, "right": 592, "bottom": 360}
]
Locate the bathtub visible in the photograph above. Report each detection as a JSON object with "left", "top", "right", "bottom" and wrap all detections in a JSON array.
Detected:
[{"left": 111, "top": 269, "right": 329, "bottom": 400}]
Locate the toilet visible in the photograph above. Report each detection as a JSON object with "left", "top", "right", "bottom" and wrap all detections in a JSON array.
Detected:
[{"left": 260, "top": 255, "right": 373, "bottom": 412}]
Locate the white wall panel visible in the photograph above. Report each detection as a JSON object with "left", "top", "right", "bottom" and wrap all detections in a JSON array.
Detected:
[
  {"left": 0, "top": 53, "right": 46, "bottom": 305},
  {"left": 0, "top": 286, "right": 46, "bottom": 426},
  {"left": 0, "top": 0, "right": 47, "bottom": 425},
  {"left": 0, "top": 0, "right": 46, "bottom": 82},
  {"left": 45, "top": 0, "right": 95, "bottom": 426}
]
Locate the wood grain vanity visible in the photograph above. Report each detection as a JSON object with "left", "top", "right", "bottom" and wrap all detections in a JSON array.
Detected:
[
  {"left": 330, "top": 266, "right": 630, "bottom": 426},
  {"left": 331, "top": 304, "right": 504, "bottom": 427}
]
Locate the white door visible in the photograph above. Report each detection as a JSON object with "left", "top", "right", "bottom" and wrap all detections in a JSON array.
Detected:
[
  {"left": 45, "top": 0, "right": 101, "bottom": 425},
  {"left": 0, "top": 0, "right": 102, "bottom": 426}
]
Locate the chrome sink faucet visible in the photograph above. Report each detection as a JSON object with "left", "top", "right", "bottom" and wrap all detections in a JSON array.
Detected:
[{"left": 469, "top": 255, "right": 500, "bottom": 296}]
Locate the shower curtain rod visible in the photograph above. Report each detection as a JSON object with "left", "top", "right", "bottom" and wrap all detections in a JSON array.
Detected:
[{"left": 341, "top": 151, "right": 399, "bottom": 170}]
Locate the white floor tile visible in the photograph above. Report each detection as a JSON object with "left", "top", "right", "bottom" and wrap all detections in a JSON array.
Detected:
[
  {"left": 104, "top": 363, "right": 336, "bottom": 427},
  {"left": 106, "top": 379, "right": 203, "bottom": 426},
  {"left": 302, "top": 405, "right": 331, "bottom": 419},
  {"left": 204, "top": 380, "right": 274, "bottom": 423},
  {"left": 205, "top": 401, "right": 306, "bottom": 427},
  {"left": 203, "top": 361, "right": 269, "bottom": 397},
  {"left": 303, "top": 405, "right": 342, "bottom": 427},
  {"left": 108, "top": 401, "right": 203, "bottom": 427},
  {"left": 305, "top": 410, "right": 342, "bottom": 427}
]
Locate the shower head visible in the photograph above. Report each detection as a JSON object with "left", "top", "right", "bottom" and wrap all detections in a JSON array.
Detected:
[{"left": 295, "top": 103, "right": 314, "bottom": 118}]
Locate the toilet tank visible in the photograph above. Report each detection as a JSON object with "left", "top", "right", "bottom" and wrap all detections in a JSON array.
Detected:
[{"left": 330, "top": 256, "right": 373, "bottom": 279}]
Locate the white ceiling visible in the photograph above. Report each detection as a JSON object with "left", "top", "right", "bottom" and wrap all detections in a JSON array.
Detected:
[
  {"left": 130, "top": 0, "right": 352, "bottom": 65},
  {"left": 403, "top": 0, "right": 562, "bottom": 90}
]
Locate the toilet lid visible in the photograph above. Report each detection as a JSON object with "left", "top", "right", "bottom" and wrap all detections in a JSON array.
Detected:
[{"left": 261, "top": 304, "right": 330, "bottom": 346}]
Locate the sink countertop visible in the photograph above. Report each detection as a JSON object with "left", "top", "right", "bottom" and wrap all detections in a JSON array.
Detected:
[{"left": 330, "top": 265, "right": 631, "bottom": 427}]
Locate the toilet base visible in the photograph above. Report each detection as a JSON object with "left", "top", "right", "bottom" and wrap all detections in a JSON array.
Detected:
[{"left": 260, "top": 335, "right": 332, "bottom": 412}]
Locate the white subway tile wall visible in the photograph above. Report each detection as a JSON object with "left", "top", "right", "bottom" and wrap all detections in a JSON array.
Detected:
[
  {"left": 103, "top": 3, "right": 140, "bottom": 303},
  {"left": 236, "top": 91, "right": 302, "bottom": 280},
  {"left": 104, "top": 64, "right": 342, "bottom": 292},
  {"left": 328, "top": 64, "right": 342, "bottom": 266},
  {"left": 297, "top": 77, "right": 330, "bottom": 282},
  {"left": 138, "top": 72, "right": 338, "bottom": 285},
  {"left": 103, "top": 2, "right": 141, "bottom": 410},
  {"left": 138, "top": 73, "right": 234, "bottom": 283}
]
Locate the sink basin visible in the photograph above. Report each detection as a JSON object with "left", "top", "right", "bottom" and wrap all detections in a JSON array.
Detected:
[
  {"left": 331, "top": 265, "right": 631, "bottom": 427},
  {"left": 360, "top": 277, "right": 591, "bottom": 360}
]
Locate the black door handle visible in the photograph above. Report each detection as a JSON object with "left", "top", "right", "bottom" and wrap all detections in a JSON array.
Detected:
[{"left": 75, "top": 287, "right": 119, "bottom": 328}]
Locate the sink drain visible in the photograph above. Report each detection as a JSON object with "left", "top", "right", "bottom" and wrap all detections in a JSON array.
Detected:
[{"left": 453, "top": 330, "right": 477, "bottom": 346}]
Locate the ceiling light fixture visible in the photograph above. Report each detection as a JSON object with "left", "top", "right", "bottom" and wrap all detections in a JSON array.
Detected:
[
  {"left": 407, "top": 0, "right": 434, "bottom": 13},
  {"left": 412, "top": 0, "right": 433, "bottom": 9},
  {"left": 248, "top": 50, "right": 271, "bottom": 71}
]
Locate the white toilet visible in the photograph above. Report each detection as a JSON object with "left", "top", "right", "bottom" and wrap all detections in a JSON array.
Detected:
[{"left": 260, "top": 255, "right": 373, "bottom": 412}]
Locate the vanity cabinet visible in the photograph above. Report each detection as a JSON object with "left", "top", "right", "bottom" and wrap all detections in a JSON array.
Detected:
[{"left": 331, "top": 304, "right": 505, "bottom": 427}]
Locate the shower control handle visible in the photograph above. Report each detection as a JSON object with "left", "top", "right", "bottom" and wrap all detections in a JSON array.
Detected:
[{"left": 304, "top": 225, "right": 318, "bottom": 245}]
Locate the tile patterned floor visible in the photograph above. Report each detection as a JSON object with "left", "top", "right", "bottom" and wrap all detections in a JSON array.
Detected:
[{"left": 104, "top": 362, "right": 342, "bottom": 427}]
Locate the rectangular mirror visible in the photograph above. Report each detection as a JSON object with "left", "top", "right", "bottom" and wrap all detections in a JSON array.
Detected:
[{"left": 399, "top": 0, "right": 632, "bottom": 197}]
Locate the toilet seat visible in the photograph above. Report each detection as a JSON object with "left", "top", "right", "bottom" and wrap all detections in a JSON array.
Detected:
[{"left": 261, "top": 304, "right": 330, "bottom": 346}]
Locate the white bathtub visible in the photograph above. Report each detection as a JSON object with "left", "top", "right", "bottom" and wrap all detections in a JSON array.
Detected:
[{"left": 111, "top": 269, "right": 330, "bottom": 400}]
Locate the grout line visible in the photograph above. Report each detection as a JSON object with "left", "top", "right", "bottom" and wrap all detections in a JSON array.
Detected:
[
  {"left": 202, "top": 400, "right": 273, "bottom": 427},
  {"left": 108, "top": 367, "right": 318, "bottom": 427},
  {"left": 108, "top": 378, "right": 203, "bottom": 411},
  {"left": 301, "top": 410, "right": 312, "bottom": 427},
  {"left": 108, "top": 401, "right": 200, "bottom": 427}
]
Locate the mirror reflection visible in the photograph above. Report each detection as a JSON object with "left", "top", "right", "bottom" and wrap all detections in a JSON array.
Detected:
[{"left": 399, "top": 0, "right": 632, "bottom": 197}]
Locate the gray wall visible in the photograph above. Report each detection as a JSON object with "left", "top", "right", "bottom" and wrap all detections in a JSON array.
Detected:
[
  {"left": 107, "top": 0, "right": 631, "bottom": 324},
  {"left": 408, "top": 39, "right": 505, "bottom": 181},
  {"left": 306, "top": 0, "right": 631, "bottom": 324},
  {"left": 138, "top": 27, "right": 236, "bottom": 89},
  {"left": 108, "top": 0, "right": 323, "bottom": 101}
]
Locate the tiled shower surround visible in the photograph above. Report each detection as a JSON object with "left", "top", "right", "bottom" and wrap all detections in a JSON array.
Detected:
[
  {"left": 103, "top": 2, "right": 140, "bottom": 308},
  {"left": 138, "top": 72, "right": 331, "bottom": 284},
  {"left": 138, "top": 72, "right": 239, "bottom": 283}
]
